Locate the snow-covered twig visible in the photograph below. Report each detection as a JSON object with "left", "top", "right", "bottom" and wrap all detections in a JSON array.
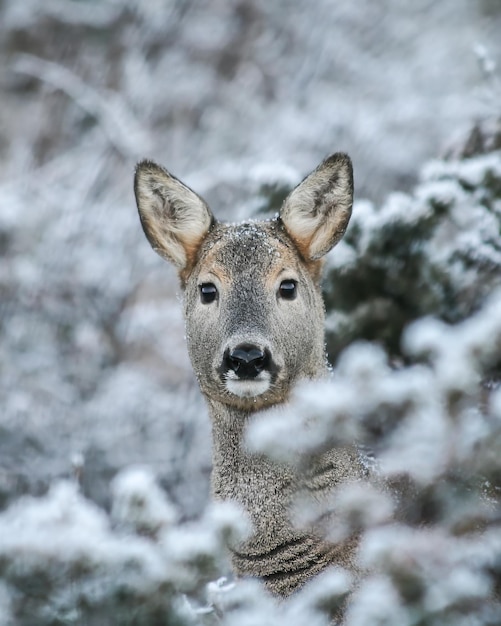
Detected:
[{"left": 13, "top": 53, "right": 152, "bottom": 159}]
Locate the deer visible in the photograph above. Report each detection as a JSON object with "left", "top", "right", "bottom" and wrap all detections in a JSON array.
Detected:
[{"left": 134, "top": 153, "right": 367, "bottom": 598}]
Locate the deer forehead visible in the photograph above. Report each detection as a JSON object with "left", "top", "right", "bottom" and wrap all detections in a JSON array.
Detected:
[{"left": 194, "top": 221, "right": 305, "bottom": 288}]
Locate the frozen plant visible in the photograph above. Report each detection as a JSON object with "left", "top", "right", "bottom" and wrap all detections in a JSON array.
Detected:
[
  {"left": 1, "top": 2, "right": 501, "bottom": 622},
  {"left": 0, "top": 469, "right": 250, "bottom": 626},
  {"left": 248, "top": 289, "right": 501, "bottom": 624},
  {"left": 323, "top": 148, "right": 501, "bottom": 361}
]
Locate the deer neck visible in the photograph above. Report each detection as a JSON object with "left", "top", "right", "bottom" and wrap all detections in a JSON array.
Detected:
[
  {"left": 207, "top": 399, "right": 289, "bottom": 483},
  {"left": 206, "top": 398, "right": 298, "bottom": 537}
]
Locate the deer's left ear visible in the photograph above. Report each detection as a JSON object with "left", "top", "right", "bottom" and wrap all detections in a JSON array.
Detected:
[{"left": 279, "top": 153, "right": 353, "bottom": 260}]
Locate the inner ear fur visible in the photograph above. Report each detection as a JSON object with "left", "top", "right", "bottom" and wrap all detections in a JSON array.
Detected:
[
  {"left": 279, "top": 153, "right": 353, "bottom": 261},
  {"left": 134, "top": 160, "right": 215, "bottom": 273}
]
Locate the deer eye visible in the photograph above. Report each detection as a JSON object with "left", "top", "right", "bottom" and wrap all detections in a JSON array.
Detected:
[
  {"left": 200, "top": 282, "right": 218, "bottom": 304},
  {"left": 278, "top": 280, "right": 297, "bottom": 300}
]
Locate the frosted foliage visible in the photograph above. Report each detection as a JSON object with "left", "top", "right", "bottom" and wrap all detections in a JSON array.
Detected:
[
  {"left": 0, "top": 471, "right": 252, "bottom": 625},
  {"left": 1, "top": 1, "right": 501, "bottom": 624},
  {"left": 0, "top": 480, "right": 179, "bottom": 624},
  {"left": 345, "top": 577, "right": 408, "bottom": 626},
  {"left": 111, "top": 466, "right": 178, "bottom": 536},
  {"left": 247, "top": 290, "right": 501, "bottom": 624},
  {"left": 324, "top": 150, "right": 501, "bottom": 360},
  {"left": 201, "top": 569, "right": 352, "bottom": 626},
  {"left": 359, "top": 527, "right": 492, "bottom": 613},
  {"left": 251, "top": 291, "right": 501, "bottom": 480}
]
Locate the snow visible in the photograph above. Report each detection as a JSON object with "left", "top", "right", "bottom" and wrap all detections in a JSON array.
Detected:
[{"left": 1, "top": 0, "right": 501, "bottom": 623}]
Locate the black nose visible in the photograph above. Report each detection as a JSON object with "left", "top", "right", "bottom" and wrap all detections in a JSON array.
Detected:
[{"left": 225, "top": 344, "right": 270, "bottom": 379}]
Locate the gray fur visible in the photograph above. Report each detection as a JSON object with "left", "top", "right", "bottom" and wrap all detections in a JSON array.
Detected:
[{"left": 134, "top": 153, "right": 366, "bottom": 596}]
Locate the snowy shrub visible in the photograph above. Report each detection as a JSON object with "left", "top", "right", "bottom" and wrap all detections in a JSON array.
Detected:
[
  {"left": 0, "top": 469, "right": 250, "bottom": 625},
  {"left": 247, "top": 290, "right": 501, "bottom": 625},
  {"left": 324, "top": 149, "right": 501, "bottom": 360},
  {"left": 1, "top": 1, "right": 501, "bottom": 623}
]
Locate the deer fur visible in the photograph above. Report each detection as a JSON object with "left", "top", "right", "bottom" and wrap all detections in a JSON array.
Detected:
[{"left": 134, "top": 153, "right": 367, "bottom": 596}]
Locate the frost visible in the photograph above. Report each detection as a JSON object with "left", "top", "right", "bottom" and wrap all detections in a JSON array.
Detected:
[
  {"left": 248, "top": 284, "right": 501, "bottom": 622},
  {"left": 345, "top": 576, "right": 408, "bottom": 626},
  {"left": 324, "top": 149, "right": 501, "bottom": 360},
  {"left": 0, "top": 481, "right": 178, "bottom": 623},
  {"left": 111, "top": 466, "right": 178, "bottom": 536},
  {"left": 359, "top": 525, "right": 493, "bottom": 612},
  {"left": 0, "top": 473, "right": 251, "bottom": 624},
  {"left": 2, "top": 1, "right": 501, "bottom": 624}
]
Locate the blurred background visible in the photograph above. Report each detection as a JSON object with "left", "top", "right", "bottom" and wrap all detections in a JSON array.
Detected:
[{"left": 1, "top": 0, "right": 500, "bottom": 522}]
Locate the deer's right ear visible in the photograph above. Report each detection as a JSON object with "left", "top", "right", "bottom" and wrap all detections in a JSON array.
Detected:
[{"left": 134, "top": 160, "right": 215, "bottom": 272}]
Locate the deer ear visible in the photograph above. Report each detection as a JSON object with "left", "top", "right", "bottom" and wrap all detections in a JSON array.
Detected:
[
  {"left": 134, "top": 160, "right": 214, "bottom": 272},
  {"left": 279, "top": 153, "right": 353, "bottom": 260}
]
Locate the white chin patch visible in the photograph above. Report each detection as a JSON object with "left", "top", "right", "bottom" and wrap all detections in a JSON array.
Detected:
[{"left": 226, "top": 374, "right": 271, "bottom": 398}]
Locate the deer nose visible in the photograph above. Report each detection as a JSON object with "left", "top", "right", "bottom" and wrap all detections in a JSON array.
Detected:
[{"left": 225, "top": 344, "right": 270, "bottom": 379}]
